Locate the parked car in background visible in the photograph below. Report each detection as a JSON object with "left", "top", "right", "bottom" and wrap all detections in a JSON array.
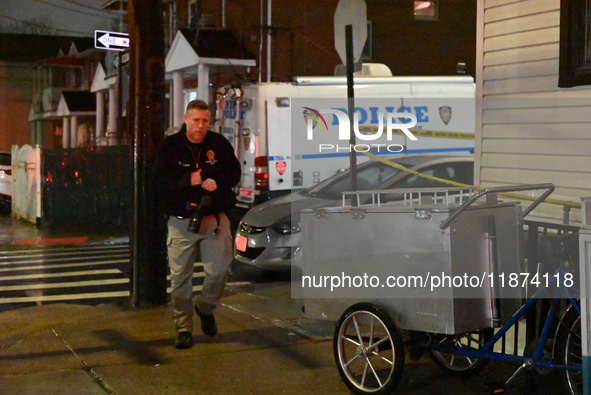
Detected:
[
  {"left": 0, "top": 152, "right": 12, "bottom": 214},
  {"left": 234, "top": 155, "right": 474, "bottom": 271}
]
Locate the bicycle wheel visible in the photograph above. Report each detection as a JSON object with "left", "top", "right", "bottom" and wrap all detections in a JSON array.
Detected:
[
  {"left": 429, "top": 328, "right": 493, "bottom": 376},
  {"left": 554, "top": 307, "right": 583, "bottom": 395},
  {"left": 333, "top": 303, "right": 405, "bottom": 394}
]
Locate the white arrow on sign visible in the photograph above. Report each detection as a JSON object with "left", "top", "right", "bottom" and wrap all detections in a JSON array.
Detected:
[
  {"left": 98, "top": 33, "right": 129, "bottom": 49},
  {"left": 95, "top": 30, "right": 130, "bottom": 51}
]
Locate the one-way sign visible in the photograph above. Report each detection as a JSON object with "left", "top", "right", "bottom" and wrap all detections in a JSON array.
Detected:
[{"left": 95, "top": 30, "right": 130, "bottom": 51}]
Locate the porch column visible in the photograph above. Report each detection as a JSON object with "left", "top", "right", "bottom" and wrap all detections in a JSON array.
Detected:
[
  {"left": 108, "top": 86, "right": 118, "bottom": 145},
  {"left": 173, "top": 70, "right": 184, "bottom": 128},
  {"left": 96, "top": 90, "right": 105, "bottom": 146},
  {"left": 70, "top": 116, "right": 78, "bottom": 148},
  {"left": 62, "top": 117, "right": 70, "bottom": 149},
  {"left": 197, "top": 64, "right": 209, "bottom": 102},
  {"left": 30, "top": 122, "right": 39, "bottom": 146}
]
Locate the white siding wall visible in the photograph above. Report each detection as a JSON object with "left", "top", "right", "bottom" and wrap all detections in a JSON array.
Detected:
[{"left": 476, "top": 0, "right": 591, "bottom": 204}]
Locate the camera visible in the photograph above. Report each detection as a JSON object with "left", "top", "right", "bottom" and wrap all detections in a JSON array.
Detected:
[{"left": 187, "top": 195, "right": 212, "bottom": 233}]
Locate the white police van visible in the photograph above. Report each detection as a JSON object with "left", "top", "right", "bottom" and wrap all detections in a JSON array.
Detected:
[{"left": 215, "top": 64, "right": 475, "bottom": 209}]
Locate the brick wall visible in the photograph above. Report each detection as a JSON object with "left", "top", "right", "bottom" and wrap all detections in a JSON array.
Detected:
[{"left": 200, "top": 0, "right": 476, "bottom": 81}]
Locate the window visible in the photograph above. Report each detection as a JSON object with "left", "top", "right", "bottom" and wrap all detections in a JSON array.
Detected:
[
  {"left": 309, "top": 162, "right": 402, "bottom": 200},
  {"left": 414, "top": 1, "right": 438, "bottom": 21},
  {"left": 362, "top": 21, "right": 373, "bottom": 60},
  {"left": 0, "top": 153, "right": 10, "bottom": 167},
  {"left": 188, "top": 0, "right": 199, "bottom": 26},
  {"left": 393, "top": 162, "right": 474, "bottom": 189},
  {"left": 188, "top": 0, "right": 198, "bottom": 17},
  {"left": 559, "top": 0, "right": 591, "bottom": 87}
]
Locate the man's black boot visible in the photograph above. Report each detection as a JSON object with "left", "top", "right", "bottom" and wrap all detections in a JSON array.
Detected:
[
  {"left": 195, "top": 307, "right": 217, "bottom": 336},
  {"left": 175, "top": 331, "right": 193, "bottom": 349}
]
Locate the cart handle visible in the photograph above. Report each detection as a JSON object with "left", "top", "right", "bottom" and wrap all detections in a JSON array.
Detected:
[{"left": 439, "top": 183, "right": 555, "bottom": 230}]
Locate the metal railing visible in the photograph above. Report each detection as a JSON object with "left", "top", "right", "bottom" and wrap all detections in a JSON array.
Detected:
[{"left": 341, "top": 187, "right": 475, "bottom": 208}]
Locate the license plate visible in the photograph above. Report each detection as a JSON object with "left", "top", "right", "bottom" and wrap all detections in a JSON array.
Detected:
[
  {"left": 235, "top": 234, "right": 248, "bottom": 252},
  {"left": 239, "top": 188, "right": 254, "bottom": 197}
]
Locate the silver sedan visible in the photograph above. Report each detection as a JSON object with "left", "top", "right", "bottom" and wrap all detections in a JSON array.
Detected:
[{"left": 234, "top": 155, "right": 474, "bottom": 271}]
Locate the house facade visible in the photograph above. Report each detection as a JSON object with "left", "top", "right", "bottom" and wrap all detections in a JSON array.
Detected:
[
  {"left": 476, "top": 2, "right": 590, "bottom": 390},
  {"left": 29, "top": 43, "right": 104, "bottom": 150},
  {"left": 0, "top": 35, "right": 101, "bottom": 152},
  {"left": 475, "top": 0, "right": 591, "bottom": 202}
]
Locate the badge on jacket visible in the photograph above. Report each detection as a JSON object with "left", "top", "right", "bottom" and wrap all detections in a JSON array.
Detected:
[{"left": 206, "top": 150, "right": 217, "bottom": 165}]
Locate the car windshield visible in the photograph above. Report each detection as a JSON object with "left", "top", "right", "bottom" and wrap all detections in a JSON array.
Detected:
[{"left": 303, "top": 160, "right": 408, "bottom": 200}]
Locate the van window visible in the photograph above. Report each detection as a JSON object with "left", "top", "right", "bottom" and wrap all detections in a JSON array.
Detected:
[{"left": 0, "top": 153, "right": 10, "bottom": 167}]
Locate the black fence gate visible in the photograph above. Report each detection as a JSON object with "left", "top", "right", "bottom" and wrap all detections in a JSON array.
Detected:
[{"left": 42, "top": 147, "right": 130, "bottom": 230}]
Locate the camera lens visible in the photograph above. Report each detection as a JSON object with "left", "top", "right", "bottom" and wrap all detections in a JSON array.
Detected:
[{"left": 187, "top": 212, "right": 201, "bottom": 233}]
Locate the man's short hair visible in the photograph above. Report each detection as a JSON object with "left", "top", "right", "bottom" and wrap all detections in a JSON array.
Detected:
[{"left": 186, "top": 99, "right": 210, "bottom": 113}]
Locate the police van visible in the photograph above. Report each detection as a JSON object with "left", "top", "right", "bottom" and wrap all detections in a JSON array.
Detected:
[{"left": 215, "top": 63, "right": 475, "bottom": 209}]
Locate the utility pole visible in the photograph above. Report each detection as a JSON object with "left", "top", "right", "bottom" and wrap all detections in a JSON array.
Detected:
[{"left": 128, "top": 0, "right": 168, "bottom": 307}]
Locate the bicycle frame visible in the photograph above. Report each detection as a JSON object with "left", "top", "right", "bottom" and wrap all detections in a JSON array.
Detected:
[{"left": 429, "top": 267, "right": 582, "bottom": 373}]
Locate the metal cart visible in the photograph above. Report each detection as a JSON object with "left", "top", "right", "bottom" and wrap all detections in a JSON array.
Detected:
[{"left": 300, "top": 184, "right": 582, "bottom": 394}]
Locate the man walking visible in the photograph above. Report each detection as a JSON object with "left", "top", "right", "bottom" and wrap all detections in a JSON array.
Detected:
[{"left": 155, "top": 99, "right": 241, "bottom": 349}]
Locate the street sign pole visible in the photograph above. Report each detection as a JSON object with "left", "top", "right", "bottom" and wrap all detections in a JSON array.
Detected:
[
  {"left": 334, "top": 0, "right": 367, "bottom": 202},
  {"left": 117, "top": 51, "right": 124, "bottom": 145},
  {"left": 345, "top": 25, "right": 357, "bottom": 195}
]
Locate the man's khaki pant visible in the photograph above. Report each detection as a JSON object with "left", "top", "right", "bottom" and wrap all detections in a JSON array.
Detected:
[{"left": 167, "top": 214, "right": 233, "bottom": 334}]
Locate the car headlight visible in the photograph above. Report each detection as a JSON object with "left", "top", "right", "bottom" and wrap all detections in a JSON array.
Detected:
[{"left": 271, "top": 220, "right": 301, "bottom": 234}]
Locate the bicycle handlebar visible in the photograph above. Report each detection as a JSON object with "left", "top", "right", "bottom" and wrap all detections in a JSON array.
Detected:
[{"left": 439, "top": 183, "right": 555, "bottom": 230}]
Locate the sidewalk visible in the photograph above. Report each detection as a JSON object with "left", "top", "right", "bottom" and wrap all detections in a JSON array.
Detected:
[
  {"left": 0, "top": 288, "right": 563, "bottom": 395},
  {"left": 0, "top": 215, "right": 564, "bottom": 394},
  {"left": 0, "top": 216, "right": 347, "bottom": 394},
  {"left": 0, "top": 300, "right": 344, "bottom": 394},
  {"left": 0, "top": 215, "right": 126, "bottom": 247},
  {"left": 1, "top": 284, "right": 522, "bottom": 395}
]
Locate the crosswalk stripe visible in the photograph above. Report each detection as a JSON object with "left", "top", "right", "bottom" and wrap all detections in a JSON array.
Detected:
[
  {"left": 0, "top": 259, "right": 130, "bottom": 272},
  {"left": 167, "top": 284, "right": 203, "bottom": 293},
  {"left": 166, "top": 271, "right": 205, "bottom": 280},
  {"left": 0, "top": 271, "right": 206, "bottom": 292},
  {"left": 0, "top": 291, "right": 131, "bottom": 304},
  {"left": 167, "top": 281, "right": 251, "bottom": 294},
  {"left": 1, "top": 269, "right": 124, "bottom": 281},
  {"left": 0, "top": 245, "right": 128, "bottom": 256},
  {"left": 0, "top": 244, "right": 132, "bottom": 305},
  {"left": 0, "top": 262, "right": 208, "bottom": 276},
  {"left": 0, "top": 253, "right": 129, "bottom": 266},
  {"left": 0, "top": 278, "right": 130, "bottom": 291},
  {"left": 0, "top": 281, "right": 247, "bottom": 304},
  {"left": 0, "top": 278, "right": 247, "bottom": 300},
  {"left": 0, "top": 243, "right": 245, "bottom": 308}
]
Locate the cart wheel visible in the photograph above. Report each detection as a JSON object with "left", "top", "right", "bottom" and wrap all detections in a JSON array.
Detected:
[
  {"left": 554, "top": 307, "right": 582, "bottom": 395},
  {"left": 334, "top": 303, "right": 404, "bottom": 394},
  {"left": 429, "top": 328, "right": 492, "bottom": 376}
]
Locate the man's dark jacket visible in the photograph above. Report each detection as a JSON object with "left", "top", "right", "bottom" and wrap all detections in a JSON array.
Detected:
[{"left": 155, "top": 126, "right": 241, "bottom": 217}]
